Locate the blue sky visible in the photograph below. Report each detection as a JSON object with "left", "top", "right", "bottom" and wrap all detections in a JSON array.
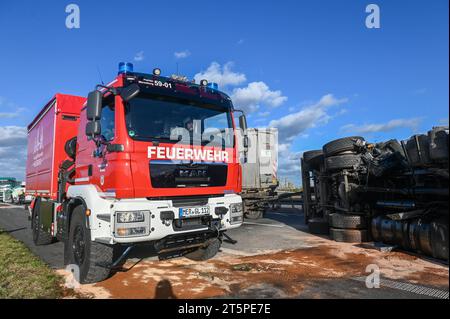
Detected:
[{"left": 0, "top": 0, "right": 448, "bottom": 184}]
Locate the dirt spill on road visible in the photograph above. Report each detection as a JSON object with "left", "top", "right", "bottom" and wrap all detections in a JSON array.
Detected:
[{"left": 77, "top": 241, "right": 448, "bottom": 299}]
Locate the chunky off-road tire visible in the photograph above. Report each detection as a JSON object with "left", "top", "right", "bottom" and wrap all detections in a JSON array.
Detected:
[
  {"left": 325, "top": 154, "right": 362, "bottom": 172},
  {"left": 330, "top": 228, "right": 369, "bottom": 243},
  {"left": 405, "top": 135, "right": 431, "bottom": 166},
  {"left": 64, "top": 136, "right": 77, "bottom": 159},
  {"left": 303, "top": 150, "right": 324, "bottom": 170},
  {"left": 428, "top": 129, "right": 449, "bottom": 162},
  {"left": 67, "top": 206, "right": 113, "bottom": 284},
  {"left": 323, "top": 136, "right": 365, "bottom": 157},
  {"left": 330, "top": 213, "right": 368, "bottom": 230},
  {"left": 31, "top": 198, "right": 53, "bottom": 246},
  {"left": 245, "top": 210, "right": 264, "bottom": 219},
  {"left": 184, "top": 238, "right": 221, "bottom": 261},
  {"left": 308, "top": 218, "right": 329, "bottom": 235}
]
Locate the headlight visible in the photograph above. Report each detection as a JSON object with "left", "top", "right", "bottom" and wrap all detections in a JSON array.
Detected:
[
  {"left": 230, "top": 203, "right": 243, "bottom": 216},
  {"left": 229, "top": 203, "right": 243, "bottom": 225},
  {"left": 116, "top": 211, "right": 146, "bottom": 223}
]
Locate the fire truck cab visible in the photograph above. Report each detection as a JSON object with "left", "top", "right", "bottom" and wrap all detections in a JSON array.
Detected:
[{"left": 26, "top": 63, "right": 246, "bottom": 283}]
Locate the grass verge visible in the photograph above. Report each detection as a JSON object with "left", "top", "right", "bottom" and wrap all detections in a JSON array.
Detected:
[{"left": 0, "top": 229, "right": 64, "bottom": 298}]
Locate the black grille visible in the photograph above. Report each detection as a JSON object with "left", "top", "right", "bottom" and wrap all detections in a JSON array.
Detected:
[{"left": 150, "top": 162, "right": 227, "bottom": 188}]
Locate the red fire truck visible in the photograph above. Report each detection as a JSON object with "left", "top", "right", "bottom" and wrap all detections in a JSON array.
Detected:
[{"left": 26, "top": 63, "right": 246, "bottom": 283}]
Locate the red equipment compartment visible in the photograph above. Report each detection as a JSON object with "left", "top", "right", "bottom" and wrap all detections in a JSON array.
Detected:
[{"left": 26, "top": 94, "right": 86, "bottom": 200}]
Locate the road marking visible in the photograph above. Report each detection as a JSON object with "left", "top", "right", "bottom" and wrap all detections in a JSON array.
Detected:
[
  {"left": 0, "top": 205, "right": 25, "bottom": 209},
  {"left": 243, "top": 221, "right": 285, "bottom": 228},
  {"left": 352, "top": 276, "right": 449, "bottom": 299}
]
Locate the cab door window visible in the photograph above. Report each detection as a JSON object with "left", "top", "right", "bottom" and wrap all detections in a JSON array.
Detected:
[{"left": 100, "top": 96, "right": 115, "bottom": 142}]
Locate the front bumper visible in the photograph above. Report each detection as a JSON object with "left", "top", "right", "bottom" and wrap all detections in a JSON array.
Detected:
[{"left": 91, "top": 194, "right": 243, "bottom": 244}]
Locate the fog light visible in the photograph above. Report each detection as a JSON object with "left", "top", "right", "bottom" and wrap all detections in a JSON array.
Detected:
[
  {"left": 231, "top": 216, "right": 243, "bottom": 224},
  {"left": 116, "top": 227, "right": 147, "bottom": 237},
  {"left": 200, "top": 79, "right": 208, "bottom": 86}
]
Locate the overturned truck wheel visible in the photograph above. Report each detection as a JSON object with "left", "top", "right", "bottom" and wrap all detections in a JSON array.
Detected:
[
  {"left": 330, "top": 228, "right": 369, "bottom": 243},
  {"left": 303, "top": 150, "right": 324, "bottom": 170},
  {"left": 330, "top": 213, "right": 368, "bottom": 229},
  {"left": 325, "top": 154, "right": 362, "bottom": 172},
  {"left": 323, "top": 136, "right": 365, "bottom": 157}
]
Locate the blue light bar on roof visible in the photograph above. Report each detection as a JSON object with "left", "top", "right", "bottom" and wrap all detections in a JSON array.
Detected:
[
  {"left": 207, "top": 82, "right": 219, "bottom": 91},
  {"left": 118, "top": 62, "right": 134, "bottom": 75}
]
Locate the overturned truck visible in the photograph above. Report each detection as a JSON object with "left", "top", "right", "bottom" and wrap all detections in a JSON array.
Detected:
[{"left": 302, "top": 126, "right": 449, "bottom": 261}]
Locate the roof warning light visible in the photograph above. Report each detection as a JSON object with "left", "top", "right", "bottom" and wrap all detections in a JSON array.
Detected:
[{"left": 118, "top": 62, "right": 134, "bottom": 75}]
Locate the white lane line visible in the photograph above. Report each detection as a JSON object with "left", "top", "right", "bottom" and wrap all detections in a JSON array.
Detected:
[
  {"left": 0, "top": 204, "right": 25, "bottom": 209},
  {"left": 243, "top": 221, "right": 285, "bottom": 228},
  {"left": 352, "top": 277, "right": 449, "bottom": 299}
]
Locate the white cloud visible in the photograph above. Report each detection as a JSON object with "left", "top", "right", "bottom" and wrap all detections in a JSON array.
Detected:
[
  {"left": 269, "top": 94, "right": 348, "bottom": 144},
  {"left": 237, "top": 39, "right": 245, "bottom": 45},
  {"left": 0, "top": 126, "right": 28, "bottom": 180},
  {"left": 174, "top": 50, "right": 191, "bottom": 59},
  {"left": 194, "top": 62, "right": 246, "bottom": 88},
  {"left": 341, "top": 118, "right": 422, "bottom": 134},
  {"left": 258, "top": 111, "right": 270, "bottom": 117},
  {"left": 134, "top": 51, "right": 145, "bottom": 62},
  {"left": 0, "top": 97, "right": 24, "bottom": 118},
  {"left": 0, "top": 111, "right": 21, "bottom": 119},
  {"left": 231, "top": 82, "right": 287, "bottom": 113}
]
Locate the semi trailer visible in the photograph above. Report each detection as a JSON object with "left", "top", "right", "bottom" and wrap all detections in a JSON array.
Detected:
[
  {"left": 239, "top": 128, "right": 279, "bottom": 219},
  {"left": 301, "top": 126, "right": 449, "bottom": 261},
  {"left": 26, "top": 63, "right": 246, "bottom": 283}
]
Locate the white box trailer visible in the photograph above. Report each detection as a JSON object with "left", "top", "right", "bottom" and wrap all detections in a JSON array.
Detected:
[{"left": 239, "top": 128, "right": 279, "bottom": 219}]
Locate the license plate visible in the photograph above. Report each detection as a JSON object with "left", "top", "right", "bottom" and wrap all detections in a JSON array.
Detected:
[{"left": 179, "top": 206, "right": 210, "bottom": 218}]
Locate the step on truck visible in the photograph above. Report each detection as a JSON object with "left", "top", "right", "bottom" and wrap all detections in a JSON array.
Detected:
[{"left": 26, "top": 63, "right": 246, "bottom": 283}]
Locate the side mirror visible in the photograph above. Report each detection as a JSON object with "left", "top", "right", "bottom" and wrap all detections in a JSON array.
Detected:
[
  {"left": 87, "top": 90, "right": 103, "bottom": 121},
  {"left": 239, "top": 114, "right": 248, "bottom": 131},
  {"left": 86, "top": 121, "right": 101, "bottom": 138},
  {"left": 120, "top": 83, "right": 140, "bottom": 102}
]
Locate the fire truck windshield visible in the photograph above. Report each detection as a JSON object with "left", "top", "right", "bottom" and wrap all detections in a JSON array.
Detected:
[{"left": 124, "top": 95, "right": 234, "bottom": 147}]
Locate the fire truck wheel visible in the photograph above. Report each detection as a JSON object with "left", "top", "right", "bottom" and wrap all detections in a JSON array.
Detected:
[
  {"left": 330, "top": 228, "right": 369, "bottom": 243},
  {"left": 184, "top": 238, "right": 221, "bottom": 261},
  {"left": 323, "top": 136, "right": 365, "bottom": 157},
  {"left": 31, "top": 198, "right": 53, "bottom": 245},
  {"left": 329, "top": 213, "right": 368, "bottom": 229},
  {"left": 67, "top": 206, "right": 113, "bottom": 284},
  {"left": 245, "top": 210, "right": 263, "bottom": 219}
]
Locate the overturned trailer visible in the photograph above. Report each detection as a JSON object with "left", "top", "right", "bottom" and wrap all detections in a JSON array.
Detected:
[{"left": 302, "top": 126, "right": 449, "bottom": 261}]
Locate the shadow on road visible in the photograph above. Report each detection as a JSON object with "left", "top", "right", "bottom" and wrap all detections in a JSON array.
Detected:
[{"left": 264, "top": 209, "right": 309, "bottom": 232}]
